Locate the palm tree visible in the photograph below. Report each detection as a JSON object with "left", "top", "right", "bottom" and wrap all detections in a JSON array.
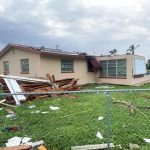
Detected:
[
  {"left": 126, "top": 44, "right": 140, "bottom": 55},
  {"left": 109, "top": 49, "right": 117, "bottom": 55}
]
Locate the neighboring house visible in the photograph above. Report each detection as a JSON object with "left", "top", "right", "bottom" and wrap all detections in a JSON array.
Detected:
[
  {"left": 0, "top": 43, "right": 149, "bottom": 85},
  {"left": 0, "top": 44, "right": 101, "bottom": 85}
]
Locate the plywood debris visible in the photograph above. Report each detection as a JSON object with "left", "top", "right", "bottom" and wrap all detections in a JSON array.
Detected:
[{"left": 0, "top": 74, "right": 80, "bottom": 105}]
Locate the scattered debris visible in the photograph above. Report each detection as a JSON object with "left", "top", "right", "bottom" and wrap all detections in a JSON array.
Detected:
[
  {"left": 41, "top": 111, "right": 49, "bottom": 114},
  {"left": 2, "top": 126, "right": 20, "bottom": 132},
  {"left": 98, "top": 116, "right": 104, "bottom": 121},
  {"left": 37, "top": 145, "right": 47, "bottom": 150},
  {"left": 28, "top": 105, "right": 36, "bottom": 109},
  {"left": 5, "top": 108, "right": 15, "bottom": 114},
  {"left": 31, "top": 110, "right": 41, "bottom": 114},
  {"left": 95, "top": 86, "right": 114, "bottom": 89},
  {"left": 129, "top": 143, "right": 140, "bottom": 149},
  {"left": 113, "top": 100, "right": 148, "bottom": 118},
  {"left": 60, "top": 110, "right": 91, "bottom": 119},
  {"left": 0, "top": 74, "right": 80, "bottom": 105},
  {"left": 49, "top": 106, "right": 60, "bottom": 111},
  {"left": 6, "top": 136, "right": 22, "bottom": 147},
  {"left": 96, "top": 131, "right": 103, "bottom": 140},
  {"left": 5, "top": 107, "right": 16, "bottom": 118},
  {"left": 64, "top": 94, "right": 78, "bottom": 99},
  {"left": 143, "top": 138, "right": 150, "bottom": 143},
  {"left": 0, "top": 145, "right": 31, "bottom": 150},
  {"left": 6, "top": 113, "right": 16, "bottom": 118},
  {"left": 5, "top": 136, "right": 44, "bottom": 148},
  {"left": 21, "top": 137, "right": 31, "bottom": 144},
  {"left": 139, "top": 93, "right": 150, "bottom": 99},
  {"left": 71, "top": 143, "right": 115, "bottom": 150}
]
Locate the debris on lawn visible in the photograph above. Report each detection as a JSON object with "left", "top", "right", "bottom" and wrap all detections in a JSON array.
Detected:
[
  {"left": 143, "top": 138, "right": 150, "bottom": 143},
  {"left": 98, "top": 116, "right": 104, "bottom": 121},
  {"left": 2, "top": 126, "right": 20, "bottom": 132},
  {"left": 37, "top": 145, "right": 47, "bottom": 150},
  {"left": 0, "top": 99, "right": 16, "bottom": 108},
  {"left": 21, "top": 137, "right": 31, "bottom": 144},
  {"left": 6, "top": 113, "right": 16, "bottom": 118},
  {"left": 0, "top": 144, "right": 32, "bottom": 150},
  {"left": 96, "top": 131, "right": 103, "bottom": 140},
  {"left": 129, "top": 143, "right": 140, "bottom": 149},
  {"left": 5, "top": 108, "right": 15, "bottom": 114},
  {"left": 31, "top": 110, "right": 41, "bottom": 114},
  {"left": 0, "top": 74, "right": 81, "bottom": 106},
  {"left": 95, "top": 86, "right": 114, "bottom": 89},
  {"left": 60, "top": 110, "right": 91, "bottom": 119},
  {"left": 5, "top": 108, "right": 16, "bottom": 118},
  {"left": 6, "top": 136, "right": 22, "bottom": 147},
  {"left": 64, "top": 94, "right": 78, "bottom": 99},
  {"left": 41, "top": 111, "right": 49, "bottom": 114},
  {"left": 71, "top": 143, "right": 115, "bottom": 150},
  {"left": 49, "top": 106, "right": 60, "bottom": 111},
  {"left": 113, "top": 100, "right": 148, "bottom": 118},
  {"left": 5, "top": 136, "right": 45, "bottom": 148},
  {"left": 0, "top": 107, "right": 3, "bottom": 111},
  {"left": 138, "top": 93, "right": 150, "bottom": 99},
  {"left": 28, "top": 105, "right": 36, "bottom": 109}
]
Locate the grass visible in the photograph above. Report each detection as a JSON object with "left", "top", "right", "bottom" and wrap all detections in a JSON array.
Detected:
[{"left": 0, "top": 84, "right": 150, "bottom": 149}]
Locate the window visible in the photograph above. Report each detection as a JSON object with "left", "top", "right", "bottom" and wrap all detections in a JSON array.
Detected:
[
  {"left": 20, "top": 59, "right": 29, "bottom": 73},
  {"left": 3, "top": 61, "right": 9, "bottom": 74},
  {"left": 100, "top": 59, "right": 127, "bottom": 78},
  {"left": 61, "top": 59, "right": 74, "bottom": 72}
]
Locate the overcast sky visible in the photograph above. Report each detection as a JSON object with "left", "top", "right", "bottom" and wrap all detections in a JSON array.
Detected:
[{"left": 0, "top": 0, "right": 150, "bottom": 58}]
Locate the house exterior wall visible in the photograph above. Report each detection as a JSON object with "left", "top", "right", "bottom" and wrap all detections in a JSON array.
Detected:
[
  {"left": 40, "top": 55, "right": 96, "bottom": 84},
  {"left": 0, "top": 47, "right": 149, "bottom": 86},
  {"left": 0, "top": 48, "right": 41, "bottom": 77},
  {"left": 0, "top": 48, "right": 96, "bottom": 84},
  {"left": 96, "top": 54, "right": 147, "bottom": 85}
]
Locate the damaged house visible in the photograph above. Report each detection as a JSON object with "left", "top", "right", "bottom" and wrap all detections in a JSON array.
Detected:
[
  {"left": 0, "top": 44, "right": 101, "bottom": 85},
  {"left": 0, "top": 43, "right": 149, "bottom": 86}
]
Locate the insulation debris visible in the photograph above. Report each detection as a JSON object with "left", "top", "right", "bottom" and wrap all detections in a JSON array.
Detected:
[
  {"left": 49, "top": 106, "right": 60, "bottom": 111},
  {"left": 0, "top": 74, "right": 80, "bottom": 105},
  {"left": 98, "top": 116, "right": 104, "bottom": 121},
  {"left": 96, "top": 131, "right": 103, "bottom": 140},
  {"left": 143, "top": 138, "right": 150, "bottom": 143}
]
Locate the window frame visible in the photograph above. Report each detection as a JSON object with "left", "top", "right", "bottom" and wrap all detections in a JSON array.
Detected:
[
  {"left": 20, "top": 59, "right": 29, "bottom": 74},
  {"left": 99, "top": 59, "right": 127, "bottom": 78},
  {"left": 61, "top": 59, "right": 74, "bottom": 73},
  {"left": 3, "top": 61, "right": 9, "bottom": 74}
]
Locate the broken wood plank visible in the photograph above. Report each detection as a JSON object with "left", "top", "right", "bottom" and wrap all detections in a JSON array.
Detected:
[
  {"left": 5, "top": 108, "right": 15, "bottom": 114},
  {"left": 0, "top": 99, "right": 6, "bottom": 104},
  {"left": 0, "top": 102, "right": 17, "bottom": 108},
  {"left": 71, "top": 143, "right": 115, "bottom": 150},
  {"left": 0, "top": 144, "right": 31, "bottom": 150}
]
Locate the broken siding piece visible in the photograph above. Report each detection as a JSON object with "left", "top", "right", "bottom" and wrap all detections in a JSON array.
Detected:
[{"left": 4, "top": 78, "right": 26, "bottom": 105}]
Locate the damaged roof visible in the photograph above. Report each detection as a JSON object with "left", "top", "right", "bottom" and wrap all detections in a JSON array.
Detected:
[{"left": 0, "top": 43, "right": 87, "bottom": 58}]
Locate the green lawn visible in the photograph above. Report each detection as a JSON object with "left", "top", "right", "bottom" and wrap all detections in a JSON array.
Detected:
[{"left": 0, "top": 84, "right": 150, "bottom": 149}]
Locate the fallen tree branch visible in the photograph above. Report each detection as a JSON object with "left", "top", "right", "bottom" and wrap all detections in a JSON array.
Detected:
[{"left": 113, "top": 100, "right": 148, "bottom": 118}]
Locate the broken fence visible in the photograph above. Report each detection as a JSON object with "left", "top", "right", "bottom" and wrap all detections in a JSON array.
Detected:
[{"left": 1, "top": 88, "right": 150, "bottom": 149}]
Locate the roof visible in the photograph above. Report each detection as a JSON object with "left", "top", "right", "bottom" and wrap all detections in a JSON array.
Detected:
[{"left": 0, "top": 43, "right": 87, "bottom": 58}]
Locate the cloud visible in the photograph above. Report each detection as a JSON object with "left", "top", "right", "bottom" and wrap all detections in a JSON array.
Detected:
[{"left": 0, "top": 0, "right": 150, "bottom": 58}]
